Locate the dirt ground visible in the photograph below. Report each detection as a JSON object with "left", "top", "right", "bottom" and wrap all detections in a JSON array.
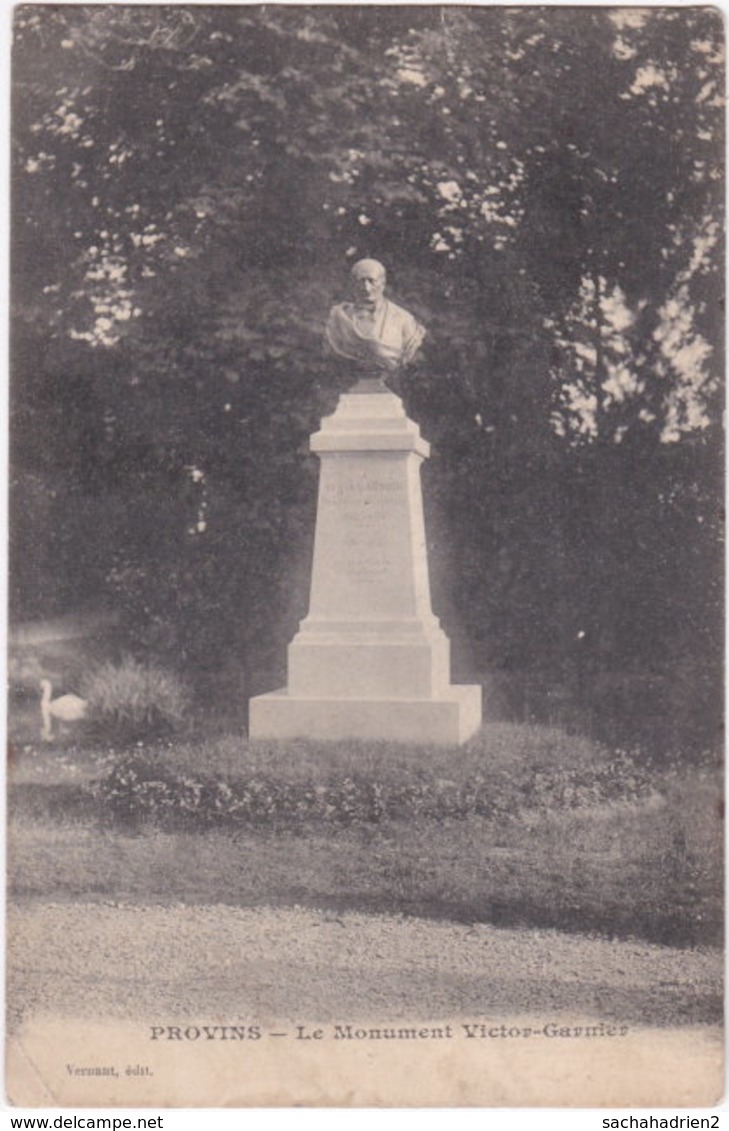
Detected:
[{"left": 8, "top": 898, "right": 722, "bottom": 1032}]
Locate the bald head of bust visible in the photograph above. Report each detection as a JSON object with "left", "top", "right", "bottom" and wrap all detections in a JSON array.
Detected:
[{"left": 350, "top": 258, "right": 387, "bottom": 309}]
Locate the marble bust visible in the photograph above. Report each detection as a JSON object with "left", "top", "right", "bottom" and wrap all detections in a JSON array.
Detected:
[{"left": 325, "top": 259, "right": 425, "bottom": 389}]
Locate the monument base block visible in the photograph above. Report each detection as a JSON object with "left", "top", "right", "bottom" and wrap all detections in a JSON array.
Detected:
[
  {"left": 248, "top": 389, "right": 483, "bottom": 747},
  {"left": 249, "top": 684, "right": 482, "bottom": 746}
]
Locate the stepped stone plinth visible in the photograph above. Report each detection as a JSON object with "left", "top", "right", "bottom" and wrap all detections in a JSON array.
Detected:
[{"left": 249, "top": 387, "right": 482, "bottom": 745}]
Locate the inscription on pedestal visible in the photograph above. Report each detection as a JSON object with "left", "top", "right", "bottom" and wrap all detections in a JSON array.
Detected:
[{"left": 312, "top": 458, "right": 416, "bottom": 616}]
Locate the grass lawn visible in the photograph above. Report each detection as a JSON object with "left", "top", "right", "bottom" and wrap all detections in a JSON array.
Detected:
[{"left": 8, "top": 715, "right": 723, "bottom": 949}]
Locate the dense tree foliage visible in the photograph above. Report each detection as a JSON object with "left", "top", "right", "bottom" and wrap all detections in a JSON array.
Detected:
[{"left": 11, "top": 6, "right": 723, "bottom": 744}]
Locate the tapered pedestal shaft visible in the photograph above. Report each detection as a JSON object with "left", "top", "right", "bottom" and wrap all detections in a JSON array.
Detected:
[{"left": 249, "top": 390, "right": 481, "bottom": 745}]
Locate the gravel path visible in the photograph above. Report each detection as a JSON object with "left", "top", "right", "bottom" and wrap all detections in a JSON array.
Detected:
[{"left": 8, "top": 900, "right": 722, "bottom": 1031}]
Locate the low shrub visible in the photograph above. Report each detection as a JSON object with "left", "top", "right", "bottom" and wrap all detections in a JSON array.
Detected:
[
  {"left": 95, "top": 747, "right": 655, "bottom": 830},
  {"left": 81, "top": 658, "right": 187, "bottom": 745}
]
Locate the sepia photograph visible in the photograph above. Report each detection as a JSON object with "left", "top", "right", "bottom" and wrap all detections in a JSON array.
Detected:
[{"left": 6, "top": 4, "right": 724, "bottom": 1109}]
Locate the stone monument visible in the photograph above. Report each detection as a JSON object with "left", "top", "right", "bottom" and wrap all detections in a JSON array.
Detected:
[{"left": 249, "top": 259, "right": 482, "bottom": 745}]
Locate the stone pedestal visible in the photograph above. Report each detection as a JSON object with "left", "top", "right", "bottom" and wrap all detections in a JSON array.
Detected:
[{"left": 249, "top": 388, "right": 482, "bottom": 745}]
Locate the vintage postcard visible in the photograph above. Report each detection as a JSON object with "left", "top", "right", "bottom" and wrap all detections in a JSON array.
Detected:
[{"left": 6, "top": 5, "right": 723, "bottom": 1108}]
